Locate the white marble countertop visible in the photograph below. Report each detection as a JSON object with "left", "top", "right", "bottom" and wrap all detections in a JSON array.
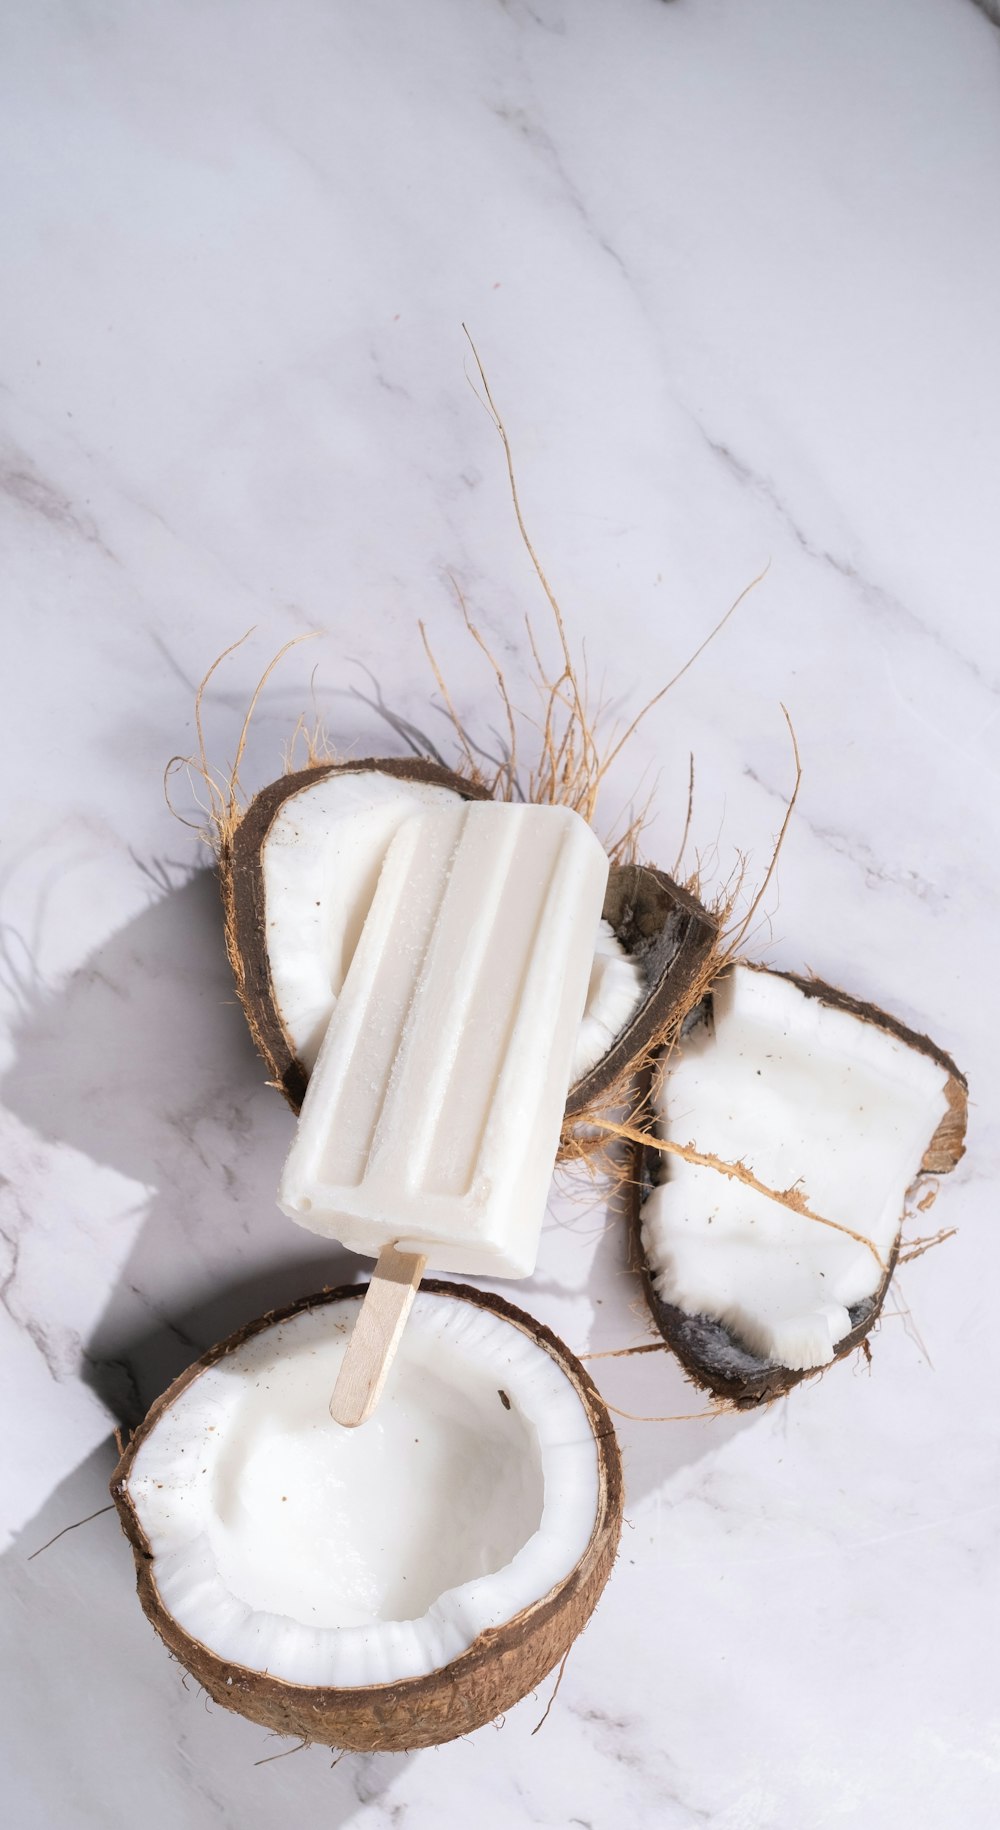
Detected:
[{"left": 2, "top": 2, "right": 997, "bottom": 1825}]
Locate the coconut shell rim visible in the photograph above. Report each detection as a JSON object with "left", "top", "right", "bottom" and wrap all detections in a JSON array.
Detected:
[
  {"left": 628, "top": 962, "right": 968, "bottom": 1408},
  {"left": 110, "top": 1279, "right": 624, "bottom": 1751}
]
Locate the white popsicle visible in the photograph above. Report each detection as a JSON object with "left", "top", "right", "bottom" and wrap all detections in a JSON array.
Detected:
[{"left": 278, "top": 800, "right": 610, "bottom": 1280}]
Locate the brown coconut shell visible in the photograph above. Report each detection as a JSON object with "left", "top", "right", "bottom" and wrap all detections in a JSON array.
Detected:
[
  {"left": 221, "top": 758, "right": 718, "bottom": 1122},
  {"left": 627, "top": 965, "right": 968, "bottom": 1409},
  {"left": 110, "top": 1282, "right": 624, "bottom": 1752}
]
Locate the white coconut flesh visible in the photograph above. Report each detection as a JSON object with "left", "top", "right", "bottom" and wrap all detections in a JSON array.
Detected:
[
  {"left": 124, "top": 1292, "right": 601, "bottom": 1688},
  {"left": 641, "top": 967, "right": 951, "bottom": 1371},
  {"left": 260, "top": 770, "right": 645, "bottom": 1085}
]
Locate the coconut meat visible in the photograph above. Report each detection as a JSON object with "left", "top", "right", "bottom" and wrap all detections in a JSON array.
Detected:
[
  {"left": 641, "top": 967, "right": 950, "bottom": 1371},
  {"left": 124, "top": 1292, "right": 600, "bottom": 1688},
  {"left": 260, "top": 770, "right": 645, "bottom": 1085},
  {"left": 261, "top": 770, "right": 463, "bottom": 1071},
  {"left": 573, "top": 920, "right": 646, "bottom": 1083}
]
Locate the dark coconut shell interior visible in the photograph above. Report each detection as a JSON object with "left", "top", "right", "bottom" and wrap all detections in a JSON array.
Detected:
[
  {"left": 627, "top": 965, "right": 968, "bottom": 1409},
  {"left": 564, "top": 864, "right": 718, "bottom": 1121},
  {"left": 111, "top": 1282, "right": 623, "bottom": 1753},
  {"left": 222, "top": 758, "right": 718, "bottom": 1119}
]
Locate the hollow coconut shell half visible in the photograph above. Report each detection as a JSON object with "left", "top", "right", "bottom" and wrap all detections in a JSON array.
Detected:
[
  {"left": 627, "top": 964, "right": 968, "bottom": 1409},
  {"left": 110, "top": 1282, "right": 623, "bottom": 1752},
  {"left": 220, "top": 757, "right": 719, "bottom": 1136}
]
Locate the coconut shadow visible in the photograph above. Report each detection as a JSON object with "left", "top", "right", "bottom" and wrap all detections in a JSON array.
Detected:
[
  {"left": 1, "top": 866, "right": 364, "bottom": 1423},
  {"left": 1, "top": 1439, "right": 409, "bottom": 1816}
]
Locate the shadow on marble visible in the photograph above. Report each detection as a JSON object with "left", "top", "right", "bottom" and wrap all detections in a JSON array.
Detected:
[
  {"left": 538, "top": 1177, "right": 756, "bottom": 1496},
  {"left": 1, "top": 1440, "right": 407, "bottom": 1822},
  {"left": 0, "top": 857, "right": 756, "bottom": 1800}
]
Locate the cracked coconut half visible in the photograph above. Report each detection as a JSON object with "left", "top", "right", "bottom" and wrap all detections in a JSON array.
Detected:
[
  {"left": 629, "top": 963, "right": 967, "bottom": 1406},
  {"left": 112, "top": 1283, "right": 622, "bottom": 1751},
  {"left": 221, "top": 756, "right": 717, "bottom": 1139}
]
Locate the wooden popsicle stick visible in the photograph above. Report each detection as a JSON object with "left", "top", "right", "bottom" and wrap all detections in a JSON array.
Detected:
[{"left": 330, "top": 1243, "right": 427, "bottom": 1427}]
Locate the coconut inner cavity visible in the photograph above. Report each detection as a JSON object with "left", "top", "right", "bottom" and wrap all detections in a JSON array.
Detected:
[
  {"left": 126, "top": 1292, "right": 601, "bottom": 1687},
  {"left": 211, "top": 1340, "right": 542, "bottom": 1628},
  {"left": 641, "top": 966, "right": 950, "bottom": 1372},
  {"left": 260, "top": 770, "right": 644, "bottom": 1085}
]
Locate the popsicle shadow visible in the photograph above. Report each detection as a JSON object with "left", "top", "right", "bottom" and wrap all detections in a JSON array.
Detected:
[
  {"left": 1, "top": 855, "right": 752, "bottom": 1471},
  {"left": 1, "top": 865, "right": 362, "bottom": 1422}
]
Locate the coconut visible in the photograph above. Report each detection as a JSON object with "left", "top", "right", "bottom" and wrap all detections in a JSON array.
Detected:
[
  {"left": 628, "top": 964, "right": 968, "bottom": 1407},
  {"left": 111, "top": 1282, "right": 623, "bottom": 1751},
  {"left": 220, "top": 757, "right": 718, "bottom": 1132}
]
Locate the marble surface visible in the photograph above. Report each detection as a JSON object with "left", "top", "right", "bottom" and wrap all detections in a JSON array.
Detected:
[{"left": 1, "top": 1, "right": 997, "bottom": 1825}]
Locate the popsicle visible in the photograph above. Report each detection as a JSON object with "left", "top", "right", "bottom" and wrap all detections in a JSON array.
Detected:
[{"left": 277, "top": 798, "right": 610, "bottom": 1422}]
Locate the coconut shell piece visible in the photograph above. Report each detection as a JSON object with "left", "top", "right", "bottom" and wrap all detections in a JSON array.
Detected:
[
  {"left": 628, "top": 965, "right": 968, "bottom": 1409},
  {"left": 222, "top": 758, "right": 490, "bottom": 1110},
  {"left": 110, "top": 1283, "right": 623, "bottom": 1752},
  {"left": 564, "top": 864, "right": 718, "bottom": 1124},
  {"left": 221, "top": 758, "right": 719, "bottom": 1121}
]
